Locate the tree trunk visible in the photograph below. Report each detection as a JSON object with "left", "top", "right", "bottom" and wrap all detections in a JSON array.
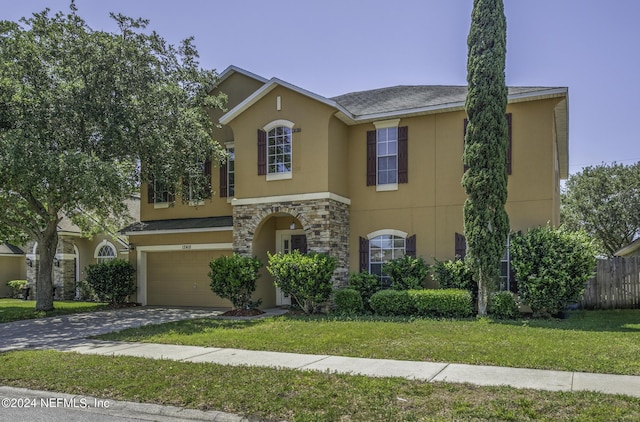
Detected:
[
  {"left": 477, "top": 268, "right": 489, "bottom": 316},
  {"left": 35, "top": 221, "right": 58, "bottom": 311}
]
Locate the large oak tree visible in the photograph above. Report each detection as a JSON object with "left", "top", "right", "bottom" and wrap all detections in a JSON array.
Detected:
[
  {"left": 462, "top": 0, "right": 510, "bottom": 316},
  {"left": 561, "top": 162, "right": 640, "bottom": 256},
  {"left": 0, "top": 4, "right": 226, "bottom": 310}
]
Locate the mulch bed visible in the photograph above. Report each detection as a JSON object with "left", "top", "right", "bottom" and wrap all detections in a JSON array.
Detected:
[{"left": 221, "top": 308, "right": 265, "bottom": 317}]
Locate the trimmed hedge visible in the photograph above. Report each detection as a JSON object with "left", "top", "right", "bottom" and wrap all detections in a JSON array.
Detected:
[
  {"left": 410, "top": 289, "right": 473, "bottom": 318},
  {"left": 86, "top": 259, "right": 136, "bottom": 304},
  {"left": 333, "top": 288, "right": 364, "bottom": 315},
  {"left": 369, "top": 290, "right": 414, "bottom": 316},
  {"left": 369, "top": 289, "right": 473, "bottom": 318},
  {"left": 348, "top": 271, "right": 382, "bottom": 311}
]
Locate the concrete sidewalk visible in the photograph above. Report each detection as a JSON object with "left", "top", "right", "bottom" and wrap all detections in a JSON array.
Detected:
[{"left": 54, "top": 339, "right": 640, "bottom": 399}]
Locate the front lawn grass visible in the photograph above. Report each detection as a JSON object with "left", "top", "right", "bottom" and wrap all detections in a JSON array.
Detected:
[
  {"left": 1, "top": 350, "right": 639, "bottom": 421},
  {"left": 98, "top": 309, "right": 640, "bottom": 376},
  {"left": 0, "top": 298, "right": 108, "bottom": 323}
]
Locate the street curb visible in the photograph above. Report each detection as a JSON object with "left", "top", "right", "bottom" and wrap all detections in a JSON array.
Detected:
[{"left": 0, "top": 386, "right": 260, "bottom": 422}]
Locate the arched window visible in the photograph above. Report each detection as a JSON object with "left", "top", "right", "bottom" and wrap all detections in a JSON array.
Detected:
[
  {"left": 94, "top": 241, "right": 117, "bottom": 263},
  {"left": 369, "top": 232, "right": 406, "bottom": 287}
]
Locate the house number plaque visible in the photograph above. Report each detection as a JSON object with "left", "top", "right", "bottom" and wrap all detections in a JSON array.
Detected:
[{"left": 182, "top": 245, "right": 192, "bottom": 250}]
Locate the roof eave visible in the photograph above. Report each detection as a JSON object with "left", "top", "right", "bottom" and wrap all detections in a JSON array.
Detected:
[
  {"left": 615, "top": 238, "right": 640, "bottom": 257},
  {"left": 336, "top": 87, "right": 569, "bottom": 125},
  {"left": 220, "top": 78, "right": 351, "bottom": 126}
]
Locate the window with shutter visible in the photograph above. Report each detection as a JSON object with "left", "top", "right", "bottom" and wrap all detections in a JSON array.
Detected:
[
  {"left": 366, "top": 124, "right": 408, "bottom": 188},
  {"left": 359, "top": 236, "right": 369, "bottom": 272}
]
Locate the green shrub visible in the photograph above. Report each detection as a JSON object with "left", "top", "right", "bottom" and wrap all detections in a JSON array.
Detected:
[
  {"left": 333, "top": 288, "right": 364, "bottom": 315},
  {"left": 348, "top": 271, "right": 382, "bottom": 311},
  {"left": 510, "top": 226, "right": 597, "bottom": 316},
  {"left": 431, "top": 258, "right": 476, "bottom": 295},
  {"left": 369, "top": 290, "right": 414, "bottom": 316},
  {"left": 86, "top": 259, "right": 136, "bottom": 304},
  {"left": 267, "top": 250, "right": 337, "bottom": 314},
  {"left": 382, "top": 255, "right": 429, "bottom": 290},
  {"left": 6, "top": 279, "right": 27, "bottom": 298},
  {"left": 75, "top": 279, "right": 98, "bottom": 302},
  {"left": 489, "top": 291, "right": 519, "bottom": 319},
  {"left": 409, "top": 289, "right": 474, "bottom": 318},
  {"left": 209, "top": 254, "right": 263, "bottom": 310}
]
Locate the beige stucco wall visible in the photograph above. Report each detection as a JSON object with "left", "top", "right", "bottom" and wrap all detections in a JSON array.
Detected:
[
  {"left": 0, "top": 256, "right": 26, "bottom": 297},
  {"left": 348, "top": 98, "right": 563, "bottom": 270},
  {"left": 228, "top": 86, "right": 339, "bottom": 199}
]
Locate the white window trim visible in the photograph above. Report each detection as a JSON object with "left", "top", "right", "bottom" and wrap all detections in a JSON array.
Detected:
[
  {"left": 266, "top": 172, "right": 293, "bottom": 181},
  {"left": 94, "top": 240, "right": 117, "bottom": 260},
  {"left": 264, "top": 119, "right": 295, "bottom": 132},
  {"left": 376, "top": 183, "right": 398, "bottom": 192},
  {"left": 373, "top": 119, "right": 401, "bottom": 130},
  {"left": 367, "top": 229, "right": 408, "bottom": 240}
]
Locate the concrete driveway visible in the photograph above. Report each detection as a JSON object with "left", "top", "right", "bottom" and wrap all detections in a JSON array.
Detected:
[{"left": 0, "top": 306, "right": 224, "bottom": 352}]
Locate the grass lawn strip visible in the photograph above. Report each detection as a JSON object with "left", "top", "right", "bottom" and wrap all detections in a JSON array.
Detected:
[
  {"left": 1, "top": 350, "right": 639, "bottom": 421},
  {"left": 97, "top": 309, "right": 640, "bottom": 376},
  {"left": 0, "top": 299, "right": 108, "bottom": 323}
]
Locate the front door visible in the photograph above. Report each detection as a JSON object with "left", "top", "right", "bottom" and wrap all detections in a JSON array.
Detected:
[{"left": 275, "top": 229, "right": 306, "bottom": 305}]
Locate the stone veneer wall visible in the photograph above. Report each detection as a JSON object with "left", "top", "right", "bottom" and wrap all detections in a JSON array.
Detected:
[
  {"left": 26, "top": 237, "right": 77, "bottom": 300},
  {"left": 233, "top": 197, "right": 350, "bottom": 286}
]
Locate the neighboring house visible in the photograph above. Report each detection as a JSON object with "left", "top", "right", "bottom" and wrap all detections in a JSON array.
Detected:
[
  {"left": 615, "top": 238, "right": 640, "bottom": 257},
  {"left": 25, "top": 196, "right": 140, "bottom": 300},
  {"left": 0, "top": 243, "right": 26, "bottom": 297},
  {"left": 122, "top": 65, "right": 568, "bottom": 308}
]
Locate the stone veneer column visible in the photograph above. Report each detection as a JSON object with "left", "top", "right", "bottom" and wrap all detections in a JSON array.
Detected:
[
  {"left": 233, "top": 197, "right": 350, "bottom": 287},
  {"left": 54, "top": 237, "right": 77, "bottom": 300}
]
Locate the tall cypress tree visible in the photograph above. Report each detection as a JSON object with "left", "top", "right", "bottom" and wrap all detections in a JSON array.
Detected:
[{"left": 462, "top": 0, "right": 510, "bottom": 316}]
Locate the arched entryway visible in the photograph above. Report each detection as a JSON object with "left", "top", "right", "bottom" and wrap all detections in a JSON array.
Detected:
[
  {"left": 252, "top": 212, "right": 306, "bottom": 307},
  {"left": 232, "top": 195, "right": 351, "bottom": 307}
]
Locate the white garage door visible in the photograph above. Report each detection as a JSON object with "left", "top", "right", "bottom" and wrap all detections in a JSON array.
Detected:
[{"left": 146, "top": 250, "right": 232, "bottom": 307}]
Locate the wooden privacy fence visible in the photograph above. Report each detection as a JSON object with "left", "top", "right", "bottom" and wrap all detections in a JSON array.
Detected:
[{"left": 580, "top": 257, "right": 640, "bottom": 309}]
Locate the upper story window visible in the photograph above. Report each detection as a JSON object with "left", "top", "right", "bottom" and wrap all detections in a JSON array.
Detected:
[
  {"left": 95, "top": 241, "right": 117, "bottom": 264},
  {"left": 268, "top": 126, "right": 292, "bottom": 175},
  {"left": 377, "top": 127, "right": 398, "bottom": 185},
  {"left": 258, "top": 120, "right": 295, "bottom": 180},
  {"left": 185, "top": 160, "right": 212, "bottom": 204},
  {"left": 220, "top": 143, "right": 234, "bottom": 198},
  {"left": 366, "top": 120, "right": 408, "bottom": 190},
  {"left": 227, "top": 147, "right": 235, "bottom": 197},
  {"left": 148, "top": 176, "right": 173, "bottom": 207}
]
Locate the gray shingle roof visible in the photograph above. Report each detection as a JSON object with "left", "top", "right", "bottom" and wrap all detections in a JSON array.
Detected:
[
  {"left": 0, "top": 243, "right": 24, "bottom": 255},
  {"left": 121, "top": 216, "right": 233, "bottom": 233},
  {"left": 331, "top": 86, "right": 563, "bottom": 118}
]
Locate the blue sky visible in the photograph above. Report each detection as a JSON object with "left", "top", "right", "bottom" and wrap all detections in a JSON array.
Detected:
[{"left": 5, "top": 0, "right": 640, "bottom": 176}]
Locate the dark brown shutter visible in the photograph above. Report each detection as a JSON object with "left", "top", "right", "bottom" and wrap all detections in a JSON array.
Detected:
[
  {"left": 463, "top": 119, "right": 469, "bottom": 173},
  {"left": 506, "top": 113, "right": 512, "bottom": 175},
  {"left": 219, "top": 161, "right": 228, "bottom": 198},
  {"left": 257, "top": 129, "right": 266, "bottom": 175},
  {"left": 455, "top": 232, "right": 467, "bottom": 259},
  {"left": 147, "top": 179, "right": 154, "bottom": 203},
  {"left": 406, "top": 234, "right": 416, "bottom": 257},
  {"left": 398, "top": 126, "right": 408, "bottom": 184},
  {"left": 359, "top": 236, "right": 369, "bottom": 272},
  {"left": 366, "top": 130, "right": 376, "bottom": 186}
]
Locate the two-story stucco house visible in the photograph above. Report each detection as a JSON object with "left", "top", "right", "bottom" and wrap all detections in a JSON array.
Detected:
[{"left": 122, "top": 66, "right": 568, "bottom": 309}]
